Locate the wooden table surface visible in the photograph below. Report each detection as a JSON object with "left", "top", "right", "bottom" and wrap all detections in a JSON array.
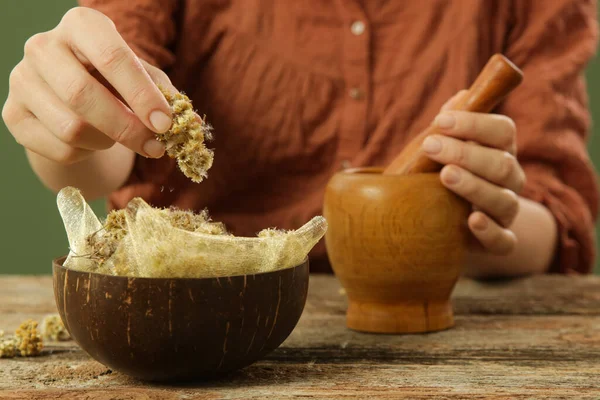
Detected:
[{"left": 1, "top": 274, "right": 600, "bottom": 399}]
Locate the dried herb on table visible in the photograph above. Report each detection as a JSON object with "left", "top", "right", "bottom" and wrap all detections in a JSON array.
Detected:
[
  {"left": 40, "top": 314, "right": 70, "bottom": 342},
  {"left": 0, "top": 320, "right": 43, "bottom": 358},
  {"left": 0, "top": 315, "right": 70, "bottom": 359}
]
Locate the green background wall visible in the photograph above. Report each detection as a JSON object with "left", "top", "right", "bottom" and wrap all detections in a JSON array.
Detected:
[{"left": 0, "top": 1, "right": 599, "bottom": 274}]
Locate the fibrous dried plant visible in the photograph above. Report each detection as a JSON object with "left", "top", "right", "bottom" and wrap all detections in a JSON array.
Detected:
[
  {"left": 155, "top": 86, "right": 214, "bottom": 183},
  {"left": 57, "top": 187, "right": 327, "bottom": 279},
  {"left": 85, "top": 201, "right": 229, "bottom": 272}
]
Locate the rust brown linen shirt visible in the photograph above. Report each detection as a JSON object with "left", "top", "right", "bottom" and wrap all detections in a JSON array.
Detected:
[{"left": 80, "top": 0, "right": 599, "bottom": 274}]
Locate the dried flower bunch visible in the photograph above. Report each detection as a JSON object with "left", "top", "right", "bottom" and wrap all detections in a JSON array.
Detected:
[
  {"left": 0, "top": 315, "right": 70, "bottom": 359},
  {"left": 40, "top": 314, "right": 70, "bottom": 342},
  {"left": 155, "top": 85, "right": 214, "bottom": 183},
  {"left": 0, "top": 320, "right": 43, "bottom": 358}
]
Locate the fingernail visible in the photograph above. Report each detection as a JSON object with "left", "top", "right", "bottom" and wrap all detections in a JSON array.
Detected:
[
  {"left": 149, "top": 110, "right": 172, "bottom": 133},
  {"left": 435, "top": 113, "right": 456, "bottom": 129},
  {"left": 422, "top": 137, "right": 442, "bottom": 154},
  {"left": 443, "top": 167, "right": 461, "bottom": 185},
  {"left": 143, "top": 139, "right": 165, "bottom": 158},
  {"left": 472, "top": 214, "right": 488, "bottom": 231}
]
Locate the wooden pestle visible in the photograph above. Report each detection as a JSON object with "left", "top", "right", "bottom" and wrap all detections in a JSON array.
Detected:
[{"left": 383, "top": 54, "right": 524, "bottom": 176}]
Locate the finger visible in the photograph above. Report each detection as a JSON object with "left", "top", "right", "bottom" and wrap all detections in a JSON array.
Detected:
[
  {"left": 440, "top": 90, "right": 468, "bottom": 112},
  {"left": 88, "top": 55, "right": 176, "bottom": 116},
  {"left": 140, "top": 59, "right": 178, "bottom": 94},
  {"left": 432, "top": 111, "right": 517, "bottom": 154},
  {"left": 29, "top": 39, "right": 164, "bottom": 158},
  {"left": 468, "top": 211, "right": 517, "bottom": 255},
  {"left": 5, "top": 104, "right": 92, "bottom": 165},
  {"left": 139, "top": 60, "right": 211, "bottom": 138},
  {"left": 423, "top": 135, "right": 525, "bottom": 193},
  {"left": 440, "top": 165, "right": 520, "bottom": 227},
  {"left": 57, "top": 7, "right": 172, "bottom": 133},
  {"left": 14, "top": 61, "right": 114, "bottom": 151}
]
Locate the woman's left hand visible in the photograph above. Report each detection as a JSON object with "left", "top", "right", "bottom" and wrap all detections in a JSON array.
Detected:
[{"left": 422, "top": 91, "right": 526, "bottom": 255}]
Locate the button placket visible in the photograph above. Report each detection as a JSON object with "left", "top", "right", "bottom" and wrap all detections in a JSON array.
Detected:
[{"left": 338, "top": 16, "right": 371, "bottom": 164}]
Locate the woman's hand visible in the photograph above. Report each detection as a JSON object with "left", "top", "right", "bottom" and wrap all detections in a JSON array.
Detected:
[
  {"left": 2, "top": 7, "right": 177, "bottom": 165},
  {"left": 422, "top": 91, "right": 526, "bottom": 255}
]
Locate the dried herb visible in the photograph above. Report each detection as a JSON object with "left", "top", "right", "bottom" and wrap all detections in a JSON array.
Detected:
[
  {"left": 0, "top": 320, "right": 43, "bottom": 358},
  {"left": 155, "top": 86, "right": 214, "bottom": 183}
]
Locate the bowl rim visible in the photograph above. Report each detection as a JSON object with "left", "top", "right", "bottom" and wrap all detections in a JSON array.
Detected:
[
  {"left": 338, "top": 167, "right": 441, "bottom": 177},
  {"left": 341, "top": 166, "right": 385, "bottom": 174},
  {"left": 53, "top": 255, "right": 309, "bottom": 282}
]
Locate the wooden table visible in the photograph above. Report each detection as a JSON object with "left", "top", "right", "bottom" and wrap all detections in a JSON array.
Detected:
[{"left": 1, "top": 274, "right": 599, "bottom": 399}]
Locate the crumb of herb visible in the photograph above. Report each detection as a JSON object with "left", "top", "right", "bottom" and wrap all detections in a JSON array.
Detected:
[
  {"left": 40, "top": 314, "right": 70, "bottom": 342},
  {"left": 0, "top": 336, "right": 17, "bottom": 358},
  {"left": 258, "top": 228, "right": 287, "bottom": 238},
  {"left": 86, "top": 209, "right": 128, "bottom": 265}
]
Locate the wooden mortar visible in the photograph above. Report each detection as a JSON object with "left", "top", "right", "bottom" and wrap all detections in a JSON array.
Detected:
[
  {"left": 324, "top": 168, "right": 471, "bottom": 333},
  {"left": 324, "top": 54, "right": 523, "bottom": 334}
]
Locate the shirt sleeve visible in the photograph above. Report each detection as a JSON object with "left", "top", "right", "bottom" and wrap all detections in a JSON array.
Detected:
[
  {"left": 498, "top": 0, "right": 599, "bottom": 274},
  {"left": 77, "top": 0, "right": 179, "bottom": 69}
]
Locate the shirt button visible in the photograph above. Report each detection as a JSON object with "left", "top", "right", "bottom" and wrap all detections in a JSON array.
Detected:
[
  {"left": 351, "top": 20, "right": 366, "bottom": 36},
  {"left": 348, "top": 87, "right": 364, "bottom": 100}
]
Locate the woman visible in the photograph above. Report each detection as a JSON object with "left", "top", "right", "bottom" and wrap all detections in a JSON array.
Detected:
[{"left": 2, "top": 1, "right": 598, "bottom": 277}]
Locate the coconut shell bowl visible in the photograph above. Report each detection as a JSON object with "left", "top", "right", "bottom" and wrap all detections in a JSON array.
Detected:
[{"left": 53, "top": 257, "right": 309, "bottom": 382}]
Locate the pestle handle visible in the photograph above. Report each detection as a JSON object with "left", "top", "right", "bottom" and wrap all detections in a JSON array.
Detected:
[{"left": 383, "top": 54, "right": 523, "bottom": 176}]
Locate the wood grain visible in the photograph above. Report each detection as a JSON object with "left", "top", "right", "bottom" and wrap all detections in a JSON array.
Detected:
[{"left": 1, "top": 274, "right": 600, "bottom": 399}]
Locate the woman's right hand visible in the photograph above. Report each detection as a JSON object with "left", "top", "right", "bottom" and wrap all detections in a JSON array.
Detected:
[{"left": 2, "top": 7, "right": 176, "bottom": 165}]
